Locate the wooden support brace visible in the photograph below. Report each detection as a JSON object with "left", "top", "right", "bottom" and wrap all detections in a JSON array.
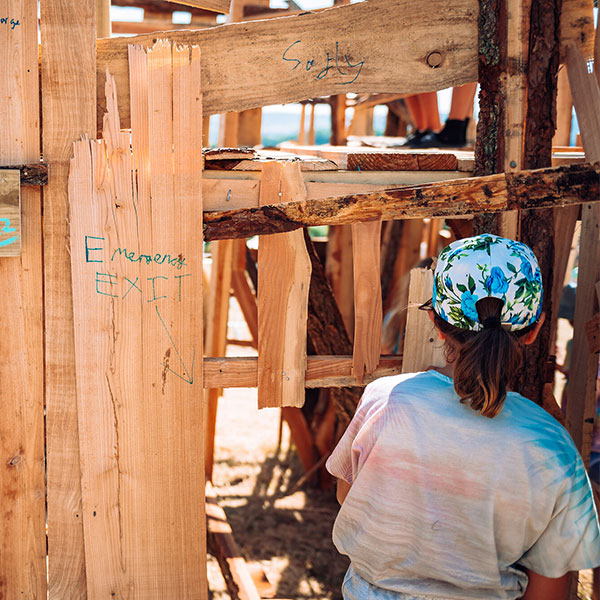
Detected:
[
  {"left": 402, "top": 268, "right": 446, "bottom": 374},
  {"left": 565, "top": 43, "right": 600, "bottom": 466},
  {"left": 257, "top": 162, "right": 311, "bottom": 408},
  {"left": 0, "top": 164, "right": 48, "bottom": 186},
  {"left": 351, "top": 220, "right": 382, "bottom": 383}
]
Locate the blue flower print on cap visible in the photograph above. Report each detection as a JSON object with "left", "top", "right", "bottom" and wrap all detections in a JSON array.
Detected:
[
  {"left": 432, "top": 234, "right": 543, "bottom": 332},
  {"left": 460, "top": 291, "right": 479, "bottom": 321},
  {"left": 485, "top": 267, "right": 509, "bottom": 295}
]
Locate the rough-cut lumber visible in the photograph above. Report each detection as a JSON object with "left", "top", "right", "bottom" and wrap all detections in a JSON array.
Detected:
[
  {"left": 40, "top": 0, "right": 95, "bottom": 595},
  {"left": 203, "top": 355, "right": 403, "bottom": 388},
  {"left": 325, "top": 224, "right": 354, "bottom": 338},
  {"left": 515, "top": 0, "right": 562, "bottom": 406},
  {"left": 97, "top": 0, "right": 478, "bottom": 128},
  {"left": 69, "top": 43, "right": 205, "bottom": 596},
  {"left": 0, "top": 170, "right": 21, "bottom": 256},
  {"left": 231, "top": 239, "right": 258, "bottom": 347},
  {"left": 351, "top": 220, "right": 382, "bottom": 383},
  {"left": 0, "top": 1, "right": 45, "bottom": 596},
  {"left": 0, "top": 164, "right": 48, "bottom": 186},
  {"left": 206, "top": 482, "right": 262, "bottom": 600},
  {"left": 305, "top": 230, "right": 362, "bottom": 424},
  {"left": 278, "top": 143, "right": 462, "bottom": 171},
  {"left": 203, "top": 161, "right": 600, "bottom": 240},
  {"left": 112, "top": 0, "right": 217, "bottom": 15},
  {"left": 204, "top": 239, "right": 233, "bottom": 481},
  {"left": 163, "top": 0, "right": 230, "bottom": 13},
  {"left": 559, "top": 0, "right": 595, "bottom": 60},
  {"left": 402, "top": 269, "right": 446, "bottom": 374},
  {"left": 565, "top": 43, "right": 600, "bottom": 465},
  {"left": 257, "top": 162, "right": 311, "bottom": 408}
]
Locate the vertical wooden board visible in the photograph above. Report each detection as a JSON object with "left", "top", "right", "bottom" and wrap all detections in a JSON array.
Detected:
[
  {"left": 70, "top": 42, "right": 205, "bottom": 597},
  {"left": 565, "top": 43, "right": 600, "bottom": 463},
  {"left": 402, "top": 268, "right": 446, "bottom": 374},
  {"left": 257, "top": 162, "right": 311, "bottom": 408},
  {"left": 0, "top": 1, "right": 45, "bottom": 595},
  {"left": 351, "top": 220, "right": 382, "bottom": 383},
  {"left": 40, "top": 0, "right": 96, "bottom": 595},
  {"left": 325, "top": 224, "right": 354, "bottom": 338}
]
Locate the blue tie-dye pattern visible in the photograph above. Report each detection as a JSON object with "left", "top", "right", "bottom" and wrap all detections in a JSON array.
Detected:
[{"left": 516, "top": 411, "right": 599, "bottom": 562}]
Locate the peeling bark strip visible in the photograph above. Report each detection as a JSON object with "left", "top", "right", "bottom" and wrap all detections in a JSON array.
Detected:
[
  {"left": 474, "top": 0, "right": 506, "bottom": 177},
  {"left": 203, "top": 162, "right": 600, "bottom": 240},
  {"left": 0, "top": 164, "right": 48, "bottom": 186}
]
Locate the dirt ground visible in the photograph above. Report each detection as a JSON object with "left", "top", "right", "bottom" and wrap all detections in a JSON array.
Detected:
[{"left": 207, "top": 298, "right": 595, "bottom": 600}]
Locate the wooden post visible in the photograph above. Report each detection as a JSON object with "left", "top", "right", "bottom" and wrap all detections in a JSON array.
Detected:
[
  {"left": 515, "top": 0, "right": 562, "bottom": 405},
  {"left": 257, "top": 162, "right": 311, "bottom": 408},
  {"left": 565, "top": 43, "right": 600, "bottom": 462},
  {"left": 0, "top": 1, "right": 46, "bottom": 596},
  {"left": 40, "top": 0, "right": 96, "bottom": 595},
  {"left": 96, "top": 0, "right": 111, "bottom": 37}
]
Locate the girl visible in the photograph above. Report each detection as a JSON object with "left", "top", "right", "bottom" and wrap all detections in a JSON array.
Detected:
[{"left": 327, "top": 234, "right": 600, "bottom": 600}]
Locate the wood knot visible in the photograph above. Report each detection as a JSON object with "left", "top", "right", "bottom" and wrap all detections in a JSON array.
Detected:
[
  {"left": 426, "top": 51, "right": 443, "bottom": 68},
  {"left": 8, "top": 455, "right": 23, "bottom": 467}
]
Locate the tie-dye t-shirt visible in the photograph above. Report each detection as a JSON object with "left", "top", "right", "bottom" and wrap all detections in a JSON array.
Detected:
[{"left": 326, "top": 370, "right": 600, "bottom": 600}]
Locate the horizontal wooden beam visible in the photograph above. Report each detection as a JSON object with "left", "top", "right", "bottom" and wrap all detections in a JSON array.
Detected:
[
  {"left": 0, "top": 164, "right": 48, "bottom": 186},
  {"left": 203, "top": 161, "right": 600, "bottom": 240},
  {"left": 97, "top": 0, "right": 478, "bottom": 129},
  {"left": 203, "top": 355, "right": 403, "bottom": 388},
  {"left": 201, "top": 170, "right": 469, "bottom": 211}
]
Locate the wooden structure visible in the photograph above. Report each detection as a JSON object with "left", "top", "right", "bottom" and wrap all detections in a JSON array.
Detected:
[{"left": 1, "top": 0, "right": 598, "bottom": 598}]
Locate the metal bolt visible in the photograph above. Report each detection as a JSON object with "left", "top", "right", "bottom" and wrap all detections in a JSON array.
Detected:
[
  {"left": 510, "top": 160, "right": 517, "bottom": 168},
  {"left": 426, "top": 51, "right": 443, "bottom": 68}
]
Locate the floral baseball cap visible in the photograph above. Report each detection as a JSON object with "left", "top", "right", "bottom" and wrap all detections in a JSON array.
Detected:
[{"left": 432, "top": 234, "right": 543, "bottom": 332}]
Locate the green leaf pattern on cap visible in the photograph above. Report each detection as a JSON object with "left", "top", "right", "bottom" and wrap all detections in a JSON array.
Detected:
[{"left": 433, "top": 234, "right": 543, "bottom": 332}]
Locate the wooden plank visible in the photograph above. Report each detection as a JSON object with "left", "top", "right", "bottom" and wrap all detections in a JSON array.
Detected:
[
  {"left": 0, "top": 0, "right": 45, "bottom": 596},
  {"left": 0, "top": 170, "right": 21, "bottom": 256},
  {"left": 0, "top": 164, "right": 48, "bottom": 186},
  {"left": 203, "top": 355, "right": 403, "bottom": 388},
  {"left": 257, "top": 162, "right": 311, "bottom": 408},
  {"left": 203, "top": 161, "right": 600, "bottom": 240},
  {"left": 402, "top": 268, "right": 445, "bottom": 374},
  {"left": 204, "top": 239, "right": 233, "bottom": 481},
  {"left": 553, "top": 66, "right": 573, "bottom": 146},
  {"left": 97, "top": 0, "right": 478, "bottom": 128},
  {"left": 69, "top": 42, "right": 205, "bottom": 597},
  {"left": 351, "top": 220, "right": 382, "bottom": 383},
  {"left": 231, "top": 239, "right": 258, "bottom": 347},
  {"left": 565, "top": 42, "right": 600, "bottom": 465},
  {"left": 560, "top": 0, "right": 595, "bottom": 60},
  {"left": 206, "top": 482, "right": 262, "bottom": 600},
  {"left": 40, "top": 0, "right": 96, "bottom": 595},
  {"left": 153, "top": 0, "right": 230, "bottom": 13}
]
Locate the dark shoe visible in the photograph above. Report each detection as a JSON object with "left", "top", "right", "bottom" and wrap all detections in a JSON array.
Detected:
[
  {"left": 408, "top": 130, "right": 440, "bottom": 148},
  {"left": 434, "top": 118, "right": 469, "bottom": 147},
  {"left": 402, "top": 129, "right": 431, "bottom": 147}
]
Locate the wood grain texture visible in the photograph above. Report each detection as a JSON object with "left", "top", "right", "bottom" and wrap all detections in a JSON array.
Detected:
[
  {"left": 257, "top": 162, "right": 311, "bottom": 408},
  {"left": 168, "top": 0, "right": 230, "bottom": 14},
  {"left": 40, "top": 0, "right": 96, "bottom": 594},
  {"left": 559, "top": 0, "right": 595, "bottom": 60},
  {"left": 69, "top": 42, "right": 205, "bottom": 597},
  {"left": 204, "top": 355, "right": 403, "bottom": 388},
  {"left": 0, "top": 0, "right": 45, "bottom": 595},
  {"left": 0, "top": 164, "right": 48, "bottom": 187},
  {"left": 351, "top": 220, "right": 382, "bottom": 383},
  {"left": 565, "top": 42, "right": 600, "bottom": 463},
  {"left": 97, "top": 0, "right": 478, "bottom": 128},
  {"left": 402, "top": 269, "right": 446, "bottom": 374},
  {"left": 203, "top": 162, "right": 600, "bottom": 240}
]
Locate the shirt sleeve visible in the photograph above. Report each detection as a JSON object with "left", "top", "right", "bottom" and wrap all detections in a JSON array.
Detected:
[
  {"left": 326, "top": 381, "right": 388, "bottom": 484},
  {"left": 518, "top": 447, "right": 600, "bottom": 576}
]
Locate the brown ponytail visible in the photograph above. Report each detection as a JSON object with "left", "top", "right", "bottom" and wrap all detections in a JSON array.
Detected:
[{"left": 433, "top": 297, "right": 535, "bottom": 418}]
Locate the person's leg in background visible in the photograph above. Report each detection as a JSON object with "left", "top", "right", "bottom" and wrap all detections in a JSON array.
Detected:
[
  {"left": 435, "top": 82, "right": 478, "bottom": 147},
  {"left": 403, "top": 92, "right": 442, "bottom": 147}
]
